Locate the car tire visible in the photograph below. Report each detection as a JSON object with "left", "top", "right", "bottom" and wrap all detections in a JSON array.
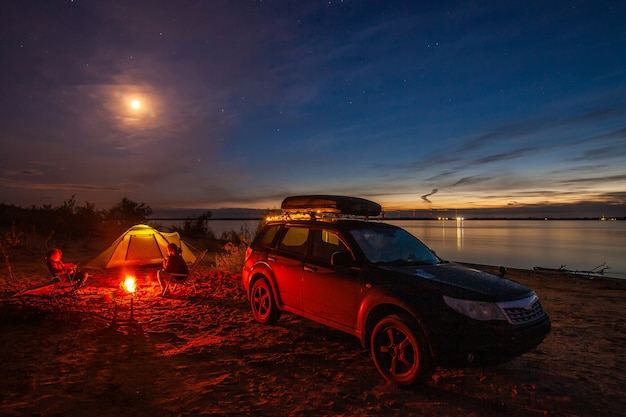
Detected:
[
  {"left": 370, "top": 315, "right": 433, "bottom": 386},
  {"left": 250, "top": 278, "right": 282, "bottom": 324}
]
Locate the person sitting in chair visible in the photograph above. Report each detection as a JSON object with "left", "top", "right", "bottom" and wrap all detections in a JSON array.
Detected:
[
  {"left": 157, "top": 243, "right": 189, "bottom": 293},
  {"left": 45, "top": 248, "right": 87, "bottom": 287}
]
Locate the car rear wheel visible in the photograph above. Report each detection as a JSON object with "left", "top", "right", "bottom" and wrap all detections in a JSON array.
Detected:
[
  {"left": 370, "top": 315, "right": 433, "bottom": 386},
  {"left": 250, "top": 278, "right": 281, "bottom": 324}
]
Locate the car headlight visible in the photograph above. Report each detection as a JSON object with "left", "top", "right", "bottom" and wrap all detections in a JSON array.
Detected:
[{"left": 443, "top": 296, "right": 506, "bottom": 321}]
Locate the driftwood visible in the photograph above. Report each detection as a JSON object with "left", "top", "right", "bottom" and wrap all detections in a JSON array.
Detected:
[{"left": 533, "top": 262, "right": 611, "bottom": 277}]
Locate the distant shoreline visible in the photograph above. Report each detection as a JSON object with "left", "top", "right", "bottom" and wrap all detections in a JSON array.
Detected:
[
  {"left": 149, "top": 216, "right": 624, "bottom": 221},
  {"left": 149, "top": 217, "right": 265, "bottom": 221}
]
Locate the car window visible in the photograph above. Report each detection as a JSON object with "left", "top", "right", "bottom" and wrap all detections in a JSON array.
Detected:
[
  {"left": 259, "top": 224, "right": 281, "bottom": 246},
  {"left": 310, "top": 229, "right": 349, "bottom": 265},
  {"left": 349, "top": 226, "right": 439, "bottom": 265},
  {"left": 278, "top": 226, "right": 309, "bottom": 256}
]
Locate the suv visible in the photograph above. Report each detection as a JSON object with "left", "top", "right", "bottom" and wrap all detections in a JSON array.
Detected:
[{"left": 242, "top": 195, "right": 551, "bottom": 386}]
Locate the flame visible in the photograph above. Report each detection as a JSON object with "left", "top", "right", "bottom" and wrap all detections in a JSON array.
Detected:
[{"left": 123, "top": 275, "right": 136, "bottom": 293}]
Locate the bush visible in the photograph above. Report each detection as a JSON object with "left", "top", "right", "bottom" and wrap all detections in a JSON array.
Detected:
[{"left": 214, "top": 240, "right": 249, "bottom": 273}]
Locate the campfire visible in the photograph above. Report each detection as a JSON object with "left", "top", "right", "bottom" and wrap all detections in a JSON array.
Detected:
[
  {"left": 116, "top": 274, "right": 138, "bottom": 326},
  {"left": 122, "top": 275, "right": 137, "bottom": 294}
]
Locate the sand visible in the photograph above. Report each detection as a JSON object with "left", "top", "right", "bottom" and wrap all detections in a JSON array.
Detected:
[{"left": 1, "top": 247, "right": 625, "bottom": 417}]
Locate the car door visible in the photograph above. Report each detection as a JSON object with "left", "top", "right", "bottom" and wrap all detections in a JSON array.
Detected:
[
  {"left": 302, "top": 228, "right": 363, "bottom": 330},
  {"left": 268, "top": 226, "right": 309, "bottom": 311}
]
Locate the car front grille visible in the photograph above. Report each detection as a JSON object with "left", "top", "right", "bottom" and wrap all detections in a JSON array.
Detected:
[
  {"left": 504, "top": 301, "right": 546, "bottom": 324},
  {"left": 498, "top": 295, "right": 547, "bottom": 325}
]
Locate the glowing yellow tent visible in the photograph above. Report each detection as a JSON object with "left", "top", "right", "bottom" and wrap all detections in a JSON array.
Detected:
[{"left": 86, "top": 224, "right": 196, "bottom": 269}]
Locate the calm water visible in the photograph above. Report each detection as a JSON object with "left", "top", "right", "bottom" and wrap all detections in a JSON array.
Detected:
[
  {"left": 190, "top": 219, "right": 626, "bottom": 280},
  {"left": 389, "top": 219, "right": 626, "bottom": 280}
]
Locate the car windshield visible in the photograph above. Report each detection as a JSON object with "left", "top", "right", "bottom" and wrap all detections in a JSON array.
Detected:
[{"left": 349, "top": 226, "right": 440, "bottom": 265}]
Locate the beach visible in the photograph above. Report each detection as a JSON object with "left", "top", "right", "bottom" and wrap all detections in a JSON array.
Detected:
[{"left": 1, "top": 246, "right": 625, "bottom": 417}]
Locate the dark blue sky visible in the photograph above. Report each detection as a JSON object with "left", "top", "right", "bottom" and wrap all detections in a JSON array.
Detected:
[{"left": 1, "top": 1, "right": 625, "bottom": 217}]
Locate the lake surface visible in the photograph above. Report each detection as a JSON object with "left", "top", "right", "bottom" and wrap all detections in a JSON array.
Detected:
[
  {"left": 389, "top": 219, "right": 626, "bottom": 280},
  {"left": 188, "top": 219, "right": 626, "bottom": 280}
]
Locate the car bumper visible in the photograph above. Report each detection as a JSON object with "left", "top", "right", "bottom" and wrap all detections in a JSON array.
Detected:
[{"left": 433, "top": 315, "right": 551, "bottom": 366}]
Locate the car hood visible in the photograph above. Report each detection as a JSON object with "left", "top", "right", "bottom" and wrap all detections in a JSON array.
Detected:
[{"left": 378, "top": 262, "right": 534, "bottom": 301}]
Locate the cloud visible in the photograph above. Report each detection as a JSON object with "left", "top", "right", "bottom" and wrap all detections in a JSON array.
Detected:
[
  {"left": 0, "top": 178, "right": 130, "bottom": 192},
  {"left": 1, "top": 169, "right": 44, "bottom": 177},
  {"left": 559, "top": 174, "right": 626, "bottom": 185},
  {"left": 469, "top": 147, "right": 539, "bottom": 167},
  {"left": 421, "top": 188, "right": 438, "bottom": 203},
  {"left": 451, "top": 176, "right": 492, "bottom": 187}
]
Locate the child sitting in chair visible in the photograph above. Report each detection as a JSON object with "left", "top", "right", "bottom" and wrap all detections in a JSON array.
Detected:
[{"left": 45, "top": 248, "right": 88, "bottom": 288}]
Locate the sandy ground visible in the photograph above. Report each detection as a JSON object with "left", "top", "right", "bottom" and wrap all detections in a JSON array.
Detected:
[{"left": 1, "top": 246, "right": 625, "bottom": 417}]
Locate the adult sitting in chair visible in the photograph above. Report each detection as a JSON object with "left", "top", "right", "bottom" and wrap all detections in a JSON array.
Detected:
[
  {"left": 157, "top": 243, "right": 189, "bottom": 294},
  {"left": 45, "top": 248, "right": 87, "bottom": 288}
]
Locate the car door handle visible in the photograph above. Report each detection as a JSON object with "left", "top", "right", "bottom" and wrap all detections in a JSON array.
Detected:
[
  {"left": 268, "top": 256, "right": 277, "bottom": 262},
  {"left": 304, "top": 265, "right": 317, "bottom": 273}
]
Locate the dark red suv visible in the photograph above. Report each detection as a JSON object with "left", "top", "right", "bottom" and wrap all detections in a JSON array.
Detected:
[{"left": 242, "top": 195, "right": 551, "bottom": 385}]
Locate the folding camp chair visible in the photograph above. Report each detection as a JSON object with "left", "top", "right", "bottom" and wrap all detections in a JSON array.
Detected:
[
  {"left": 44, "top": 256, "right": 82, "bottom": 296},
  {"left": 161, "top": 249, "right": 207, "bottom": 296}
]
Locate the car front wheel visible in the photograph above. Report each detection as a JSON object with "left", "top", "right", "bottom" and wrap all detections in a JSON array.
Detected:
[
  {"left": 370, "top": 315, "right": 433, "bottom": 386},
  {"left": 250, "top": 278, "right": 281, "bottom": 324}
]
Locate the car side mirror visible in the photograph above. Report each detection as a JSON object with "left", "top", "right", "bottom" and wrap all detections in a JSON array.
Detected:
[{"left": 331, "top": 251, "right": 352, "bottom": 267}]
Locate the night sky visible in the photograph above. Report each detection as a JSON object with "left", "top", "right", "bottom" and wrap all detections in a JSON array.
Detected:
[{"left": 1, "top": 1, "right": 625, "bottom": 217}]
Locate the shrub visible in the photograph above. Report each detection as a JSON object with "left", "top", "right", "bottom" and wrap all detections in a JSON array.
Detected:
[
  {"left": 0, "top": 197, "right": 154, "bottom": 248},
  {"left": 4, "top": 223, "right": 24, "bottom": 249},
  {"left": 214, "top": 240, "right": 249, "bottom": 273}
]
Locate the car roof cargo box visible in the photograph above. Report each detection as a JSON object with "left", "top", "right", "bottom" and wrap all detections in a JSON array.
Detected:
[{"left": 281, "top": 195, "right": 382, "bottom": 217}]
